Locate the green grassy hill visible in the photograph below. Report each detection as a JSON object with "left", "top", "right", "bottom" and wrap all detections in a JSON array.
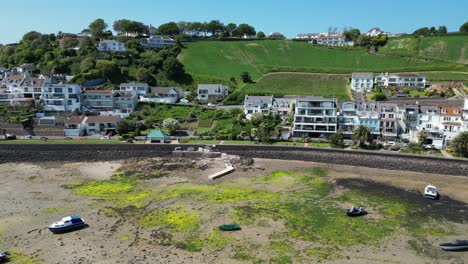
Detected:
[
  {"left": 380, "top": 35, "right": 468, "bottom": 64},
  {"left": 179, "top": 40, "right": 467, "bottom": 82},
  {"left": 237, "top": 73, "right": 350, "bottom": 101}
]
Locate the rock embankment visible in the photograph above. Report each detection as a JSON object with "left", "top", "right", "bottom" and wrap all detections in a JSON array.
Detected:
[{"left": 1, "top": 144, "right": 467, "bottom": 176}]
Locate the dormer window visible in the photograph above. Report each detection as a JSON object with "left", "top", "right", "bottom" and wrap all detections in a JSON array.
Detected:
[{"left": 441, "top": 109, "right": 447, "bottom": 114}]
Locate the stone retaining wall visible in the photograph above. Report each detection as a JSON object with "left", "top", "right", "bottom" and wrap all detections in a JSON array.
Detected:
[{"left": 0, "top": 144, "right": 467, "bottom": 176}]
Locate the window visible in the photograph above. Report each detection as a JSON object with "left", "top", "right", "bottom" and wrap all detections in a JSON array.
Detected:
[
  {"left": 426, "top": 124, "right": 432, "bottom": 128},
  {"left": 67, "top": 100, "right": 72, "bottom": 105},
  {"left": 443, "top": 117, "right": 450, "bottom": 121},
  {"left": 389, "top": 114, "right": 394, "bottom": 118},
  {"left": 89, "top": 123, "right": 95, "bottom": 126},
  {"left": 68, "top": 88, "right": 73, "bottom": 93},
  {"left": 454, "top": 110, "right": 459, "bottom": 114},
  {"left": 441, "top": 109, "right": 447, "bottom": 114}
]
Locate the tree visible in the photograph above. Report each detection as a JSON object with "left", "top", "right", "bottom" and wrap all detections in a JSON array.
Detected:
[
  {"left": 240, "top": 72, "right": 252, "bottom": 83},
  {"left": 451, "top": 131, "right": 468, "bottom": 157},
  {"left": 438, "top": 26, "right": 448, "bottom": 34},
  {"left": 417, "top": 130, "right": 429, "bottom": 147},
  {"left": 162, "top": 57, "right": 184, "bottom": 80},
  {"left": 344, "top": 28, "right": 361, "bottom": 42},
  {"left": 355, "top": 34, "right": 371, "bottom": 47},
  {"left": 136, "top": 68, "right": 156, "bottom": 85},
  {"left": 237, "top": 24, "right": 256, "bottom": 37},
  {"left": 162, "top": 118, "right": 180, "bottom": 135},
  {"left": 429, "top": 26, "right": 437, "bottom": 35},
  {"left": 89, "top": 19, "right": 108, "bottom": 39},
  {"left": 96, "top": 60, "right": 120, "bottom": 83},
  {"left": 329, "top": 130, "right": 344, "bottom": 148},
  {"left": 62, "top": 38, "right": 79, "bottom": 49},
  {"left": 256, "top": 31, "right": 266, "bottom": 38},
  {"left": 116, "top": 119, "right": 137, "bottom": 135},
  {"left": 372, "top": 92, "right": 387, "bottom": 101},
  {"left": 413, "top": 27, "right": 430, "bottom": 36},
  {"left": 226, "top": 23, "right": 237, "bottom": 37},
  {"left": 158, "top": 22, "right": 180, "bottom": 36},
  {"left": 460, "top": 22, "right": 468, "bottom": 33},
  {"left": 206, "top": 20, "right": 225, "bottom": 36},
  {"left": 113, "top": 19, "right": 148, "bottom": 35},
  {"left": 352, "top": 125, "right": 373, "bottom": 147},
  {"left": 80, "top": 57, "right": 96, "bottom": 72}
]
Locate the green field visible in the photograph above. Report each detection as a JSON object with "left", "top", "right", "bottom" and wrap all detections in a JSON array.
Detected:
[
  {"left": 237, "top": 73, "right": 350, "bottom": 100},
  {"left": 179, "top": 40, "right": 466, "bottom": 81},
  {"left": 380, "top": 35, "right": 468, "bottom": 64}
]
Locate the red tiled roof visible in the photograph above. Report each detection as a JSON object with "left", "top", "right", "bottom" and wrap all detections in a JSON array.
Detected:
[
  {"left": 441, "top": 122, "right": 462, "bottom": 126},
  {"left": 440, "top": 106, "right": 462, "bottom": 117},
  {"left": 86, "top": 116, "right": 121, "bottom": 123}
]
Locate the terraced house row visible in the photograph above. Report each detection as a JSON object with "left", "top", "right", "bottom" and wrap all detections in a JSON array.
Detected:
[{"left": 243, "top": 95, "right": 468, "bottom": 149}]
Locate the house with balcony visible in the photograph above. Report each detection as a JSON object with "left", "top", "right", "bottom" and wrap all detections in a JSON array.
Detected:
[
  {"left": 119, "top": 82, "right": 149, "bottom": 96},
  {"left": 463, "top": 97, "right": 468, "bottom": 132},
  {"left": 375, "top": 73, "right": 426, "bottom": 88},
  {"left": 397, "top": 104, "right": 419, "bottom": 142},
  {"left": 85, "top": 115, "right": 121, "bottom": 135},
  {"left": 112, "top": 92, "right": 138, "bottom": 116},
  {"left": 351, "top": 73, "right": 374, "bottom": 93},
  {"left": 292, "top": 97, "right": 337, "bottom": 137},
  {"left": 416, "top": 105, "right": 444, "bottom": 148},
  {"left": 379, "top": 103, "right": 400, "bottom": 140},
  {"left": 272, "top": 98, "right": 295, "bottom": 118},
  {"left": 197, "top": 84, "right": 229, "bottom": 100},
  {"left": 41, "top": 83, "right": 82, "bottom": 111},
  {"left": 97, "top": 40, "right": 126, "bottom": 52},
  {"left": 316, "top": 35, "right": 352, "bottom": 46},
  {"left": 440, "top": 105, "right": 463, "bottom": 142},
  {"left": 140, "top": 87, "right": 184, "bottom": 103},
  {"left": 64, "top": 115, "right": 87, "bottom": 136},
  {"left": 81, "top": 90, "right": 115, "bottom": 112},
  {"left": 140, "top": 36, "right": 175, "bottom": 49},
  {"left": 243, "top": 95, "right": 274, "bottom": 118},
  {"left": 338, "top": 102, "right": 359, "bottom": 136},
  {"left": 356, "top": 102, "right": 381, "bottom": 136},
  {"left": 20, "top": 74, "right": 46, "bottom": 99}
]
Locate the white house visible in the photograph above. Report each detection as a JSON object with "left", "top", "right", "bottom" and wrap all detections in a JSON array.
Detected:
[
  {"left": 351, "top": 73, "right": 374, "bottom": 93},
  {"left": 64, "top": 115, "right": 87, "bottom": 136},
  {"left": 315, "top": 35, "right": 352, "bottom": 46},
  {"left": 292, "top": 97, "right": 338, "bottom": 137},
  {"left": 41, "top": 83, "right": 82, "bottom": 111},
  {"left": 119, "top": 82, "right": 149, "bottom": 96},
  {"left": 197, "top": 84, "right": 229, "bottom": 100},
  {"left": 440, "top": 105, "right": 463, "bottom": 142},
  {"left": 140, "top": 36, "right": 175, "bottom": 49},
  {"left": 97, "top": 40, "right": 126, "bottom": 52},
  {"left": 366, "top": 28, "right": 386, "bottom": 37},
  {"left": 243, "top": 95, "right": 273, "bottom": 118},
  {"left": 140, "top": 87, "right": 184, "bottom": 103},
  {"left": 375, "top": 73, "right": 426, "bottom": 88},
  {"left": 85, "top": 115, "right": 121, "bottom": 135}
]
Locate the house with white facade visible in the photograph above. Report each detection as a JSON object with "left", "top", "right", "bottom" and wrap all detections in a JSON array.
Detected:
[
  {"left": 112, "top": 92, "right": 138, "bottom": 116},
  {"left": 16, "top": 63, "right": 34, "bottom": 74},
  {"left": 140, "top": 36, "right": 175, "bottom": 49},
  {"left": 366, "top": 28, "right": 386, "bottom": 37},
  {"left": 97, "top": 40, "right": 126, "bottom": 52},
  {"left": 375, "top": 73, "right": 426, "bottom": 88},
  {"left": 119, "top": 82, "right": 149, "bottom": 96},
  {"left": 243, "top": 95, "right": 273, "bottom": 117},
  {"left": 41, "top": 83, "right": 82, "bottom": 111},
  {"left": 351, "top": 73, "right": 374, "bottom": 93},
  {"left": 379, "top": 103, "right": 400, "bottom": 140},
  {"left": 272, "top": 98, "right": 295, "bottom": 118},
  {"left": 338, "top": 102, "right": 359, "bottom": 135},
  {"left": 463, "top": 97, "right": 468, "bottom": 132},
  {"left": 292, "top": 97, "right": 337, "bottom": 137},
  {"left": 440, "top": 105, "right": 463, "bottom": 142},
  {"left": 85, "top": 115, "right": 121, "bottom": 135},
  {"left": 416, "top": 105, "right": 444, "bottom": 148},
  {"left": 20, "top": 73, "right": 46, "bottom": 99},
  {"left": 81, "top": 89, "right": 138, "bottom": 116},
  {"left": 197, "top": 84, "right": 229, "bottom": 100},
  {"left": 315, "top": 35, "right": 352, "bottom": 46},
  {"left": 64, "top": 115, "right": 87, "bottom": 136},
  {"left": 140, "top": 87, "right": 184, "bottom": 103}
]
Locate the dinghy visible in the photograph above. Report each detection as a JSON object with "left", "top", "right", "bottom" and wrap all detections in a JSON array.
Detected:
[
  {"left": 439, "top": 240, "right": 468, "bottom": 251},
  {"left": 48, "top": 215, "right": 86, "bottom": 233}
]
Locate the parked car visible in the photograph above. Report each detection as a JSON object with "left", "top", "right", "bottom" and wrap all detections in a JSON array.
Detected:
[
  {"left": 100, "top": 135, "right": 111, "bottom": 140},
  {"left": 63, "top": 137, "right": 73, "bottom": 140},
  {"left": 5, "top": 134, "right": 16, "bottom": 140},
  {"left": 40, "top": 136, "right": 48, "bottom": 140},
  {"left": 22, "top": 135, "right": 32, "bottom": 139}
]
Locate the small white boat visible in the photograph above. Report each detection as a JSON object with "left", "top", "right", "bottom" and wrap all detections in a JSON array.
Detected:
[
  {"left": 48, "top": 215, "right": 86, "bottom": 233},
  {"left": 0, "top": 251, "right": 9, "bottom": 262},
  {"left": 439, "top": 239, "right": 468, "bottom": 251},
  {"left": 424, "top": 184, "right": 439, "bottom": 200}
]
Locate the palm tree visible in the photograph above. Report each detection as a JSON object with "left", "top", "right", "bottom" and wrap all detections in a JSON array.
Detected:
[
  {"left": 451, "top": 131, "right": 468, "bottom": 158},
  {"left": 352, "top": 125, "right": 373, "bottom": 147}
]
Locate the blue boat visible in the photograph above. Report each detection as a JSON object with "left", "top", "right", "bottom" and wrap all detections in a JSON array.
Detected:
[{"left": 48, "top": 215, "right": 86, "bottom": 233}]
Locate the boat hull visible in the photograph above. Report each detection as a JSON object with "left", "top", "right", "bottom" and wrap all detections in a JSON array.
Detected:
[{"left": 48, "top": 223, "right": 86, "bottom": 233}]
